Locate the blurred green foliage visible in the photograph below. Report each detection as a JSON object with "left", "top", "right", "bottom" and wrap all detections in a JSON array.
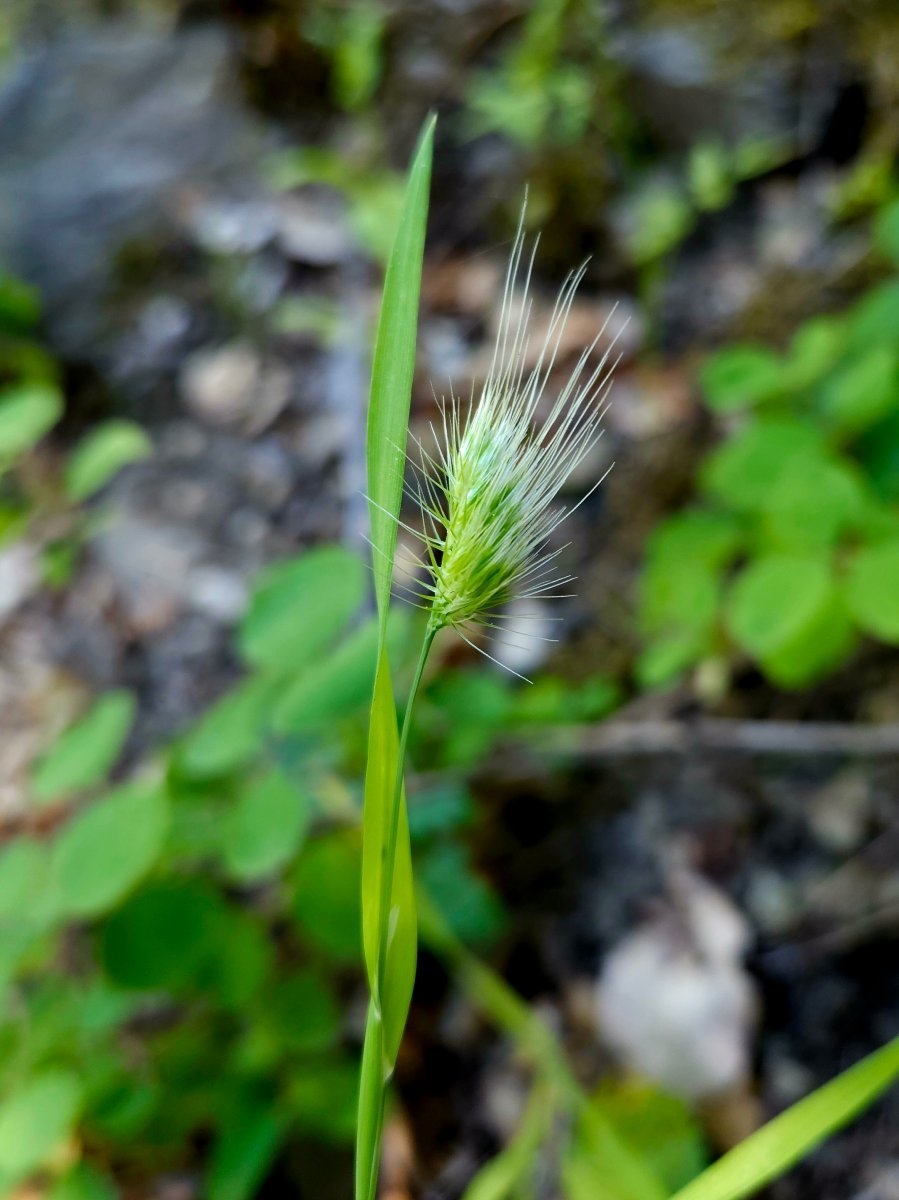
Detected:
[
  {"left": 465, "top": 0, "right": 596, "bottom": 150},
  {"left": 0, "top": 545, "right": 395, "bottom": 1192},
  {"left": 1, "top": 285, "right": 603, "bottom": 1193},
  {"left": 302, "top": 0, "right": 386, "bottom": 114},
  {"left": 0, "top": 300, "right": 634, "bottom": 1191},
  {"left": 0, "top": 271, "right": 152, "bottom": 591},
  {"left": 638, "top": 197, "right": 899, "bottom": 690},
  {"left": 0, "top": 510, "right": 626, "bottom": 1193},
  {"left": 589, "top": 1081, "right": 709, "bottom": 1194}
]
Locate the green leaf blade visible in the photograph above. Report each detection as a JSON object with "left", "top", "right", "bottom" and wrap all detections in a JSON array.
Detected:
[
  {"left": 273, "top": 615, "right": 380, "bottom": 732},
  {"left": 356, "top": 1001, "right": 387, "bottom": 1200},
  {"left": 699, "top": 345, "right": 784, "bottom": 412},
  {"left": 177, "top": 674, "right": 276, "bottom": 778},
  {"left": 725, "top": 555, "right": 855, "bottom": 687},
  {"left": 49, "top": 779, "right": 170, "bottom": 919},
  {"left": 101, "top": 879, "right": 225, "bottom": 990},
  {"left": 360, "top": 650, "right": 417, "bottom": 1066},
  {"left": 208, "top": 1103, "right": 285, "bottom": 1200},
  {"left": 0, "top": 382, "right": 62, "bottom": 461},
  {"left": 239, "top": 545, "right": 366, "bottom": 674},
  {"left": 32, "top": 690, "right": 137, "bottom": 803},
  {"left": 701, "top": 418, "right": 824, "bottom": 513},
  {"left": 0, "top": 1068, "right": 83, "bottom": 1184},
  {"left": 293, "top": 832, "right": 362, "bottom": 962},
  {"left": 669, "top": 1037, "right": 899, "bottom": 1200},
  {"left": 65, "top": 420, "right": 152, "bottom": 500},
  {"left": 844, "top": 539, "right": 899, "bottom": 643},
  {"left": 366, "top": 114, "right": 435, "bottom": 626},
  {"left": 356, "top": 114, "right": 434, "bottom": 1200},
  {"left": 222, "top": 769, "right": 311, "bottom": 883}
]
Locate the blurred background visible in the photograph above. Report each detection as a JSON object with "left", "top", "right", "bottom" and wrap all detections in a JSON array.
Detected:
[{"left": 1, "top": 1, "right": 899, "bottom": 1197}]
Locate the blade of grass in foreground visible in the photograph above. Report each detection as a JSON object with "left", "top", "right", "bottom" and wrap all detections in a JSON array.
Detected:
[
  {"left": 365, "top": 113, "right": 436, "bottom": 634},
  {"left": 670, "top": 1036, "right": 899, "bottom": 1200},
  {"left": 356, "top": 113, "right": 435, "bottom": 1200}
]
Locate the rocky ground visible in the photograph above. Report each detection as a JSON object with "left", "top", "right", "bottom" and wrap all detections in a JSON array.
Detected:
[{"left": 1, "top": 3, "right": 898, "bottom": 1196}]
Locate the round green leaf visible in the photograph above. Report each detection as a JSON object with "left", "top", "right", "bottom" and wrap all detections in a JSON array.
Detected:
[
  {"left": 0, "top": 1068, "right": 83, "bottom": 1181},
  {"left": 627, "top": 182, "right": 694, "bottom": 264},
  {"left": 844, "top": 540, "right": 899, "bottom": 643},
  {"left": 645, "top": 510, "right": 742, "bottom": 573},
  {"left": 784, "top": 317, "right": 845, "bottom": 389},
  {"left": 761, "top": 453, "right": 865, "bottom": 549},
  {"left": 726, "top": 556, "right": 830, "bottom": 657},
  {"left": 50, "top": 780, "right": 169, "bottom": 919},
  {"left": 222, "top": 770, "right": 310, "bottom": 883},
  {"left": 701, "top": 418, "right": 823, "bottom": 512},
  {"left": 287, "top": 1059, "right": 357, "bottom": 1142},
  {"left": 163, "top": 791, "right": 229, "bottom": 868},
  {"left": 101, "top": 880, "right": 225, "bottom": 990},
  {"left": 687, "top": 141, "right": 734, "bottom": 213},
  {"left": 725, "top": 556, "right": 855, "bottom": 687},
  {"left": 0, "top": 383, "right": 62, "bottom": 461},
  {"left": 207, "top": 1103, "right": 284, "bottom": 1200},
  {"left": 817, "top": 346, "right": 899, "bottom": 435},
  {"left": 699, "top": 345, "right": 783, "bottom": 412},
  {"left": 418, "top": 843, "right": 505, "bottom": 947},
  {"left": 858, "top": 410, "right": 899, "bottom": 503},
  {"left": 178, "top": 675, "right": 277, "bottom": 778},
  {"left": 205, "top": 911, "right": 273, "bottom": 1009},
  {"left": 857, "top": 497, "right": 899, "bottom": 543},
  {"left": 636, "top": 629, "right": 712, "bottom": 690},
  {"left": 239, "top": 545, "right": 366, "bottom": 673},
  {"left": 640, "top": 563, "right": 720, "bottom": 638},
  {"left": 874, "top": 199, "right": 899, "bottom": 264},
  {"left": 65, "top": 420, "right": 152, "bottom": 501},
  {"left": 406, "top": 781, "right": 474, "bottom": 841},
  {"left": 272, "top": 615, "right": 380, "bottom": 732},
  {"left": 846, "top": 280, "right": 899, "bottom": 351},
  {"left": 265, "top": 969, "right": 341, "bottom": 1053},
  {"left": 32, "top": 690, "right": 137, "bottom": 803},
  {"left": 273, "top": 607, "right": 409, "bottom": 734},
  {"left": 292, "top": 835, "right": 361, "bottom": 961},
  {"left": 591, "top": 1082, "right": 708, "bottom": 1193},
  {"left": 0, "top": 837, "right": 49, "bottom": 918}
]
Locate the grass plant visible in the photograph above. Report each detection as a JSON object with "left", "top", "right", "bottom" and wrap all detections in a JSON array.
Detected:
[{"left": 356, "top": 113, "right": 899, "bottom": 1200}]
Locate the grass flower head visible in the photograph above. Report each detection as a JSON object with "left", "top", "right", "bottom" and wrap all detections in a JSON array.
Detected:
[{"left": 410, "top": 214, "right": 618, "bottom": 662}]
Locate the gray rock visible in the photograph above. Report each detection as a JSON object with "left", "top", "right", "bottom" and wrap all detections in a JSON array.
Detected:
[
  {"left": 743, "top": 866, "right": 802, "bottom": 936},
  {"left": 225, "top": 507, "right": 270, "bottom": 550},
  {"left": 596, "top": 866, "right": 758, "bottom": 1100},
  {"left": 853, "top": 1164, "right": 899, "bottom": 1200},
  {"left": 241, "top": 440, "right": 296, "bottom": 510},
  {"left": 612, "top": 19, "right": 840, "bottom": 155},
  {"left": 0, "top": 542, "right": 41, "bottom": 625},
  {"left": 808, "top": 769, "right": 873, "bottom": 854},
  {"left": 186, "top": 564, "right": 248, "bottom": 624},
  {"left": 157, "top": 421, "right": 210, "bottom": 461},
  {"left": 93, "top": 514, "right": 203, "bottom": 635},
  {"left": 0, "top": 25, "right": 273, "bottom": 363},
  {"left": 188, "top": 196, "right": 280, "bottom": 255},
  {"left": 276, "top": 192, "right": 353, "bottom": 266},
  {"left": 179, "top": 342, "right": 292, "bottom": 434}
]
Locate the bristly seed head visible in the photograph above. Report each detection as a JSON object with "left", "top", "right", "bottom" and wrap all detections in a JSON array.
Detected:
[{"left": 407, "top": 207, "right": 618, "bottom": 666}]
